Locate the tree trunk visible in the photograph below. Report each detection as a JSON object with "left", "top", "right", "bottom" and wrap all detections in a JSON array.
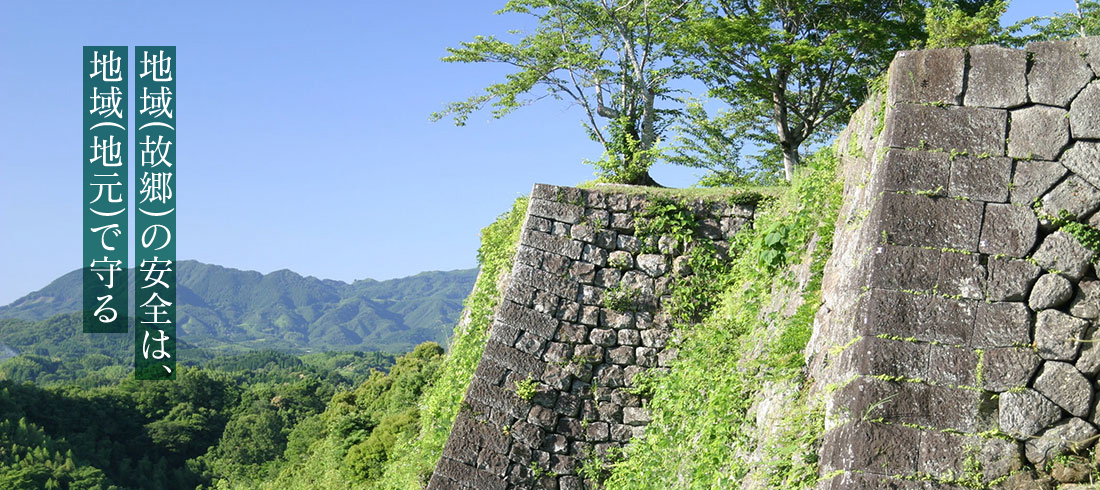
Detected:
[{"left": 781, "top": 146, "right": 800, "bottom": 182}]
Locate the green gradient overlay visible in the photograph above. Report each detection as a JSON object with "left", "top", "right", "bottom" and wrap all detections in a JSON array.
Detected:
[
  {"left": 134, "top": 46, "right": 176, "bottom": 379},
  {"left": 83, "top": 46, "right": 128, "bottom": 334}
]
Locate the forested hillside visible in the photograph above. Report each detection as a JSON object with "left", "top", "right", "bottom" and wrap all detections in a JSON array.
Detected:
[{"left": 0, "top": 262, "right": 476, "bottom": 353}]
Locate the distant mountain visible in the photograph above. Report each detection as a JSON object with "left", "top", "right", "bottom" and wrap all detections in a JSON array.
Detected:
[{"left": 0, "top": 260, "right": 477, "bottom": 353}]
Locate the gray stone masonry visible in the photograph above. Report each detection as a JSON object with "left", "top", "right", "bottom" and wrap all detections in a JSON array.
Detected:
[
  {"left": 428, "top": 184, "right": 754, "bottom": 490},
  {"left": 813, "top": 38, "right": 1100, "bottom": 489}
]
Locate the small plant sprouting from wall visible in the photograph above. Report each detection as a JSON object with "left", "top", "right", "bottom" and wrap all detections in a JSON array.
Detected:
[{"left": 514, "top": 375, "right": 538, "bottom": 401}]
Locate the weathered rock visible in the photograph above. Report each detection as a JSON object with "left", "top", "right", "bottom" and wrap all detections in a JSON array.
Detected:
[
  {"left": 1033, "top": 361, "right": 1093, "bottom": 417},
  {"left": 1033, "top": 231, "right": 1095, "bottom": 281},
  {"left": 979, "top": 203, "right": 1038, "bottom": 257},
  {"left": 1027, "top": 40, "right": 1095, "bottom": 107},
  {"left": 883, "top": 104, "right": 1007, "bottom": 155},
  {"left": 1077, "top": 324, "right": 1100, "bottom": 377},
  {"left": 1024, "top": 417, "right": 1098, "bottom": 466},
  {"left": 1009, "top": 105, "right": 1070, "bottom": 160},
  {"left": 985, "top": 256, "right": 1042, "bottom": 301},
  {"left": 1079, "top": 36, "right": 1100, "bottom": 77},
  {"left": 983, "top": 347, "right": 1041, "bottom": 391},
  {"left": 966, "top": 44, "right": 1029, "bottom": 108},
  {"left": 1062, "top": 142, "right": 1100, "bottom": 193},
  {"left": 879, "top": 149, "right": 950, "bottom": 194},
  {"left": 607, "top": 250, "right": 632, "bottom": 270},
  {"left": 1028, "top": 273, "right": 1075, "bottom": 310},
  {"left": 1070, "top": 81, "right": 1100, "bottom": 139},
  {"left": 999, "top": 389, "right": 1063, "bottom": 439},
  {"left": 1011, "top": 160, "right": 1068, "bottom": 206},
  {"left": 876, "top": 192, "right": 983, "bottom": 251},
  {"left": 1050, "top": 456, "right": 1093, "bottom": 483},
  {"left": 1035, "top": 310, "right": 1089, "bottom": 362},
  {"left": 615, "top": 235, "right": 639, "bottom": 253},
  {"left": 1070, "top": 280, "right": 1100, "bottom": 320},
  {"left": 1040, "top": 174, "right": 1100, "bottom": 220},
  {"left": 622, "top": 407, "right": 650, "bottom": 426},
  {"left": 973, "top": 302, "right": 1031, "bottom": 348},
  {"left": 888, "top": 48, "right": 965, "bottom": 105},
  {"left": 993, "top": 471, "right": 1056, "bottom": 489},
  {"left": 950, "top": 155, "right": 1012, "bottom": 202},
  {"left": 635, "top": 254, "right": 667, "bottom": 278}
]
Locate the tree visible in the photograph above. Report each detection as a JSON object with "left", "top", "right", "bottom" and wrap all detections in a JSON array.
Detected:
[
  {"left": 432, "top": 0, "right": 690, "bottom": 185},
  {"left": 924, "top": 0, "right": 1008, "bottom": 48},
  {"left": 1011, "top": 0, "right": 1100, "bottom": 41},
  {"left": 679, "top": 0, "right": 925, "bottom": 181}
]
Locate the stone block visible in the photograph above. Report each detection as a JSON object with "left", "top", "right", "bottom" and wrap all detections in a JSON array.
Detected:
[
  {"left": 859, "top": 290, "right": 974, "bottom": 344},
  {"left": 950, "top": 155, "right": 1012, "bottom": 202},
  {"left": 868, "top": 245, "right": 940, "bottom": 291},
  {"left": 926, "top": 344, "right": 978, "bottom": 386},
  {"left": 1033, "top": 231, "right": 1095, "bottom": 281},
  {"left": 1042, "top": 175, "right": 1100, "bottom": 222},
  {"left": 1011, "top": 160, "right": 1067, "bottom": 206},
  {"left": 883, "top": 104, "right": 1006, "bottom": 155},
  {"left": 999, "top": 389, "right": 1063, "bottom": 440},
  {"left": 1027, "top": 40, "right": 1095, "bottom": 107},
  {"left": 1071, "top": 280, "right": 1100, "bottom": 321},
  {"left": 1009, "top": 105, "right": 1070, "bottom": 160},
  {"left": 819, "top": 421, "right": 920, "bottom": 475},
  {"left": 966, "top": 44, "right": 1029, "bottom": 108},
  {"left": 1028, "top": 273, "right": 1074, "bottom": 310},
  {"left": 529, "top": 198, "right": 584, "bottom": 224},
  {"left": 878, "top": 147, "right": 948, "bottom": 195},
  {"left": 979, "top": 203, "right": 1038, "bottom": 257},
  {"left": 1070, "top": 81, "right": 1100, "bottom": 139},
  {"left": 888, "top": 48, "right": 965, "bottom": 105},
  {"left": 1062, "top": 142, "right": 1100, "bottom": 193},
  {"left": 1035, "top": 310, "right": 1088, "bottom": 362},
  {"left": 833, "top": 336, "right": 929, "bottom": 379},
  {"left": 500, "top": 299, "right": 560, "bottom": 340},
  {"left": 937, "top": 251, "right": 985, "bottom": 299},
  {"left": 1076, "top": 324, "right": 1100, "bottom": 377},
  {"left": 985, "top": 256, "right": 1041, "bottom": 301},
  {"left": 972, "top": 302, "right": 1031, "bottom": 348},
  {"left": 635, "top": 254, "right": 667, "bottom": 277},
  {"left": 1025, "top": 417, "right": 1098, "bottom": 466},
  {"left": 983, "top": 347, "right": 1040, "bottom": 392},
  {"left": 1034, "top": 361, "right": 1093, "bottom": 417},
  {"left": 1079, "top": 36, "right": 1100, "bottom": 76},
  {"left": 522, "top": 229, "right": 583, "bottom": 260},
  {"left": 877, "top": 192, "right": 983, "bottom": 251}
]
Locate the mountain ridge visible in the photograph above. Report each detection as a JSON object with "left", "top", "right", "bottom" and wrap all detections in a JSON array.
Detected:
[{"left": 0, "top": 260, "right": 477, "bottom": 354}]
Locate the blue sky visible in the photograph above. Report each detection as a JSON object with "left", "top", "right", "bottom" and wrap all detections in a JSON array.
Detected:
[{"left": 0, "top": 1, "right": 1064, "bottom": 305}]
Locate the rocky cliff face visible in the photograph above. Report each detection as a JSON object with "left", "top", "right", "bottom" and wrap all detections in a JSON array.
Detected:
[{"left": 810, "top": 37, "right": 1100, "bottom": 489}]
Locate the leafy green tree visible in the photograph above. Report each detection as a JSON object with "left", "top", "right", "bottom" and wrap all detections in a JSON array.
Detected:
[
  {"left": 679, "top": 0, "right": 925, "bottom": 181},
  {"left": 433, "top": 0, "right": 691, "bottom": 185},
  {"left": 1012, "top": 0, "right": 1100, "bottom": 41},
  {"left": 924, "top": 0, "right": 1008, "bottom": 48}
]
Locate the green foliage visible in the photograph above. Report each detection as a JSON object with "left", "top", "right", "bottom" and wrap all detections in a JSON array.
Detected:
[
  {"left": 634, "top": 197, "right": 698, "bottom": 252},
  {"left": 368, "top": 197, "right": 529, "bottom": 488},
  {"left": 923, "top": 0, "right": 1008, "bottom": 48},
  {"left": 513, "top": 376, "right": 538, "bottom": 401},
  {"left": 680, "top": 0, "right": 925, "bottom": 180},
  {"left": 433, "top": 1, "right": 688, "bottom": 184},
  {"left": 606, "top": 147, "right": 842, "bottom": 488},
  {"left": 603, "top": 285, "right": 641, "bottom": 313},
  {"left": 1011, "top": 1, "right": 1100, "bottom": 42}
]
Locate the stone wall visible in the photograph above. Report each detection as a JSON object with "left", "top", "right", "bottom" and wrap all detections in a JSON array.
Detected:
[
  {"left": 809, "top": 37, "right": 1100, "bottom": 488},
  {"left": 427, "top": 184, "right": 754, "bottom": 489}
]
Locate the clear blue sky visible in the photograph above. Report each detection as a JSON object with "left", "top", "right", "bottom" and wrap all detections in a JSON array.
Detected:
[{"left": 0, "top": 1, "right": 1062, "bottom": 305}]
